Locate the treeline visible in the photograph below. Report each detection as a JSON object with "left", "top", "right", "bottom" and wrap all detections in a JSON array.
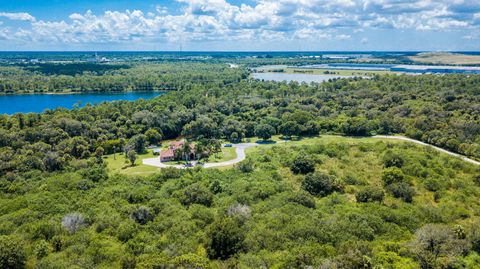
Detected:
[
  {"left": 0, "top": 63, "right": 247, "bottom": 93},
  {"left": 0, "top": 73, "right": 479, "bottom": 178},
  {"left": 22, "top": 63, "right": 131, "bottom": 76}
]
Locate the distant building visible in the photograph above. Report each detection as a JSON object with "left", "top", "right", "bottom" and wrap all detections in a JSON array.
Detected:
[{"left": 160, "top": 141, "right": 196, "bottom": 162}]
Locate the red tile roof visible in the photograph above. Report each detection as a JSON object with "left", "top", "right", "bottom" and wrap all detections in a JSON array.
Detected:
[
  {"left": 170, "top": 141, "right": 184, "bottom": 148},
  {"left": 160, "top": 148, "right": 175, "bottom": 158},
  {"left": 160, "top": 140, "right": 196, "bottom": 161}
]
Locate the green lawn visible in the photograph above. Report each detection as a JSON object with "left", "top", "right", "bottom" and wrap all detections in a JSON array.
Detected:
[
  {"left": 204, "top": 147, "right": 236, "bottom": 162},
  {"left": 104, "top": 147, "right": 238, "bottom": 176},
  {"left": 104, "top": 150, "right": 161, "bottom": 176},
  {"left": 165, "top": 147, "right": 238, "bottom": 165}
]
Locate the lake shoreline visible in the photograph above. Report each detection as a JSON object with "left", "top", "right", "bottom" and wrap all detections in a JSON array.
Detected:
[
  {"left": 0, "top": 90, "right": 168, "bottom": 96},
  {"left": 0, "top": 91, "right": 166, "bottom": 115}
]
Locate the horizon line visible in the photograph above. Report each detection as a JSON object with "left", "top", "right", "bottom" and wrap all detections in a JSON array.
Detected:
[{"left": 0, "top": 50, "right": 479, "bottom": 53}]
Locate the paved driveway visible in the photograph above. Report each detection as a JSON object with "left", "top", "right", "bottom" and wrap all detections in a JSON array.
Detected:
[{"left": 142, "top": 143, "right": 259, "bottom": 169}]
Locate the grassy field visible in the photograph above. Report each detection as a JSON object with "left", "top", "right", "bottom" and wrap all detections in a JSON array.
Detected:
[
  {"left": 104, "top": 150, "right": 161, "bottom": 176},
  {"left": 409, "top": 52, "right": 480, "bottom": 65},
  {"left": 245, "top": 135, "right": 402, "bottom": 155},
  {"left": 204, "top": 147, "right": 236, "bottom": 162},
  {"left": 105, "top": 146, "right": 238, "bottom": 175}
]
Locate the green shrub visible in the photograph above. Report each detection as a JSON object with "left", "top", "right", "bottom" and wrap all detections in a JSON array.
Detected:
[
  {"left": 291, "top": 154, "right": 315, "bottom": 175},
  {"left": 386, "top": 182, "right": 415, "bottom": 203},
  {"left": 181, "top": 183, "right": 214, "bottom": 207},
  {"left": 207, "top": 218, "right": 245, "bottom": 260},
  {"left": 301, "top": 172, "right": 343, "bottom": 197},
  {"left": 131, "top": 206, "right": 154, "bottom": 225},
  {"left": 236, "top": 159, "right": 255, "bottom": 173},
  {"left": 287, "top": 191, "right": 316, "bottom": 208},
  {"left": 34, "top": 240, "right": 50, "bottom": 259},
  {"left": 0, "top": 235, "right": 26, "bottom": 269},
  {"left": 382, "top": 167, "right": 406, "bottom": 185},
  {"left": 383, "top": 151, "right": 405, "bottom": 168},
  {"left": 356, "top": 186, "right": 385, "bottom": 203},
  {"left": 424, "top": 178, "right": 445, "bottom": 192}
]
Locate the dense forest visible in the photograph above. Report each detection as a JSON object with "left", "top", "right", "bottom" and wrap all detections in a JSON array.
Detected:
[
  {"left": 1, "top": 61, "right": 480, "bottom": 268},
  {"left": 0, "top": 63, "right": 247, "bottom": 93}
]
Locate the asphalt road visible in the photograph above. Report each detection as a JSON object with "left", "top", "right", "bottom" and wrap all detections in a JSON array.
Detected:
[{"left": 142, "top": 136, "right": 480, "bottom": 169}]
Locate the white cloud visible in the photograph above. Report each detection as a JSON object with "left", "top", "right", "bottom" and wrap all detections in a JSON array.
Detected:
[
  {"left": 0, "top": 12, "right": 36, "bottom": 22},
  {"left": 336, "top": 34, "right": 351, "bottom": 40},
  {"left": 0, "top": 0, "right": 479, "bottom": 46}
]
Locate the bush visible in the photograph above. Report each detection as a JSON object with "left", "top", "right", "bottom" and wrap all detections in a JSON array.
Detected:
[
  {"left": 287, "top": 191, "right": 316, "bottom": 208},
  {"left": 424, "top": 178, "right": 445, "bottom": 192},
  {"left": 383, "top": 151, "right": 404, "bottom": 168},
  {"left": 207, "top": 218, "right": 245, "bottom": 260},
  {"left": 291, "top": 154, "right": 315, "bottom": 175},
  {"left": 382, "top": 167, "right": 406, "bottom": 186},
  {"left": 356, "top": 186, "right": 385, "bottom": 203},
  {"left": 131, "top": 206, "right": 154, "bottom": 225},
  {"left": 386, "top": 182, "right": 415, "bottom": 203},
  {"left": 301, "top": 172, "right": 343, "bottom": 197},
  {"left": 34, "top": 240, "right": 50, "bottom": 259},
  {"left": 80, "top": 165, "right": 108, "bottom": 182},
  {"left": 117, "top": 220, "right": 136, "bottom": 242},
  {"left": 0, "top": 235, "right": 26, "bottom": 269},
  {"left": 236, "top": 159, "right": 255, "bottom": 173},
  {"left": 181, "top": 183, "right": 214, "bottom": 207}
]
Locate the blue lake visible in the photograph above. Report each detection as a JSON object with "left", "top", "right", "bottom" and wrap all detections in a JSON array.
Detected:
[{"left": 0, "top": 91, "right": 165, "bottom": 115}]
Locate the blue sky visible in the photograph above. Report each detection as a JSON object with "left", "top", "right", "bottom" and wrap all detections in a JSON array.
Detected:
[{"left": 0, "top": 0, "right": 479, "bottom": 51}]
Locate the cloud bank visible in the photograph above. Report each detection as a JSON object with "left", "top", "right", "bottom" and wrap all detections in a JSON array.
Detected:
[{"left": 0, "top": 0, "right": 479, "bottom": 49}]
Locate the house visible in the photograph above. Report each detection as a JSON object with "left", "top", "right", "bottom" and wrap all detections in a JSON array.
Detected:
[{"left": 160, "top": 140, "right": 196, "bottom": 162}]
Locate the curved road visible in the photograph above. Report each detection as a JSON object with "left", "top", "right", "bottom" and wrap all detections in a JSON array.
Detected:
[
  {"left": 142, "top": 136, "right": 479, "bottom": 169},
  {"left": 373, "top": 135, "right": 480, "bottom": 166}
]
